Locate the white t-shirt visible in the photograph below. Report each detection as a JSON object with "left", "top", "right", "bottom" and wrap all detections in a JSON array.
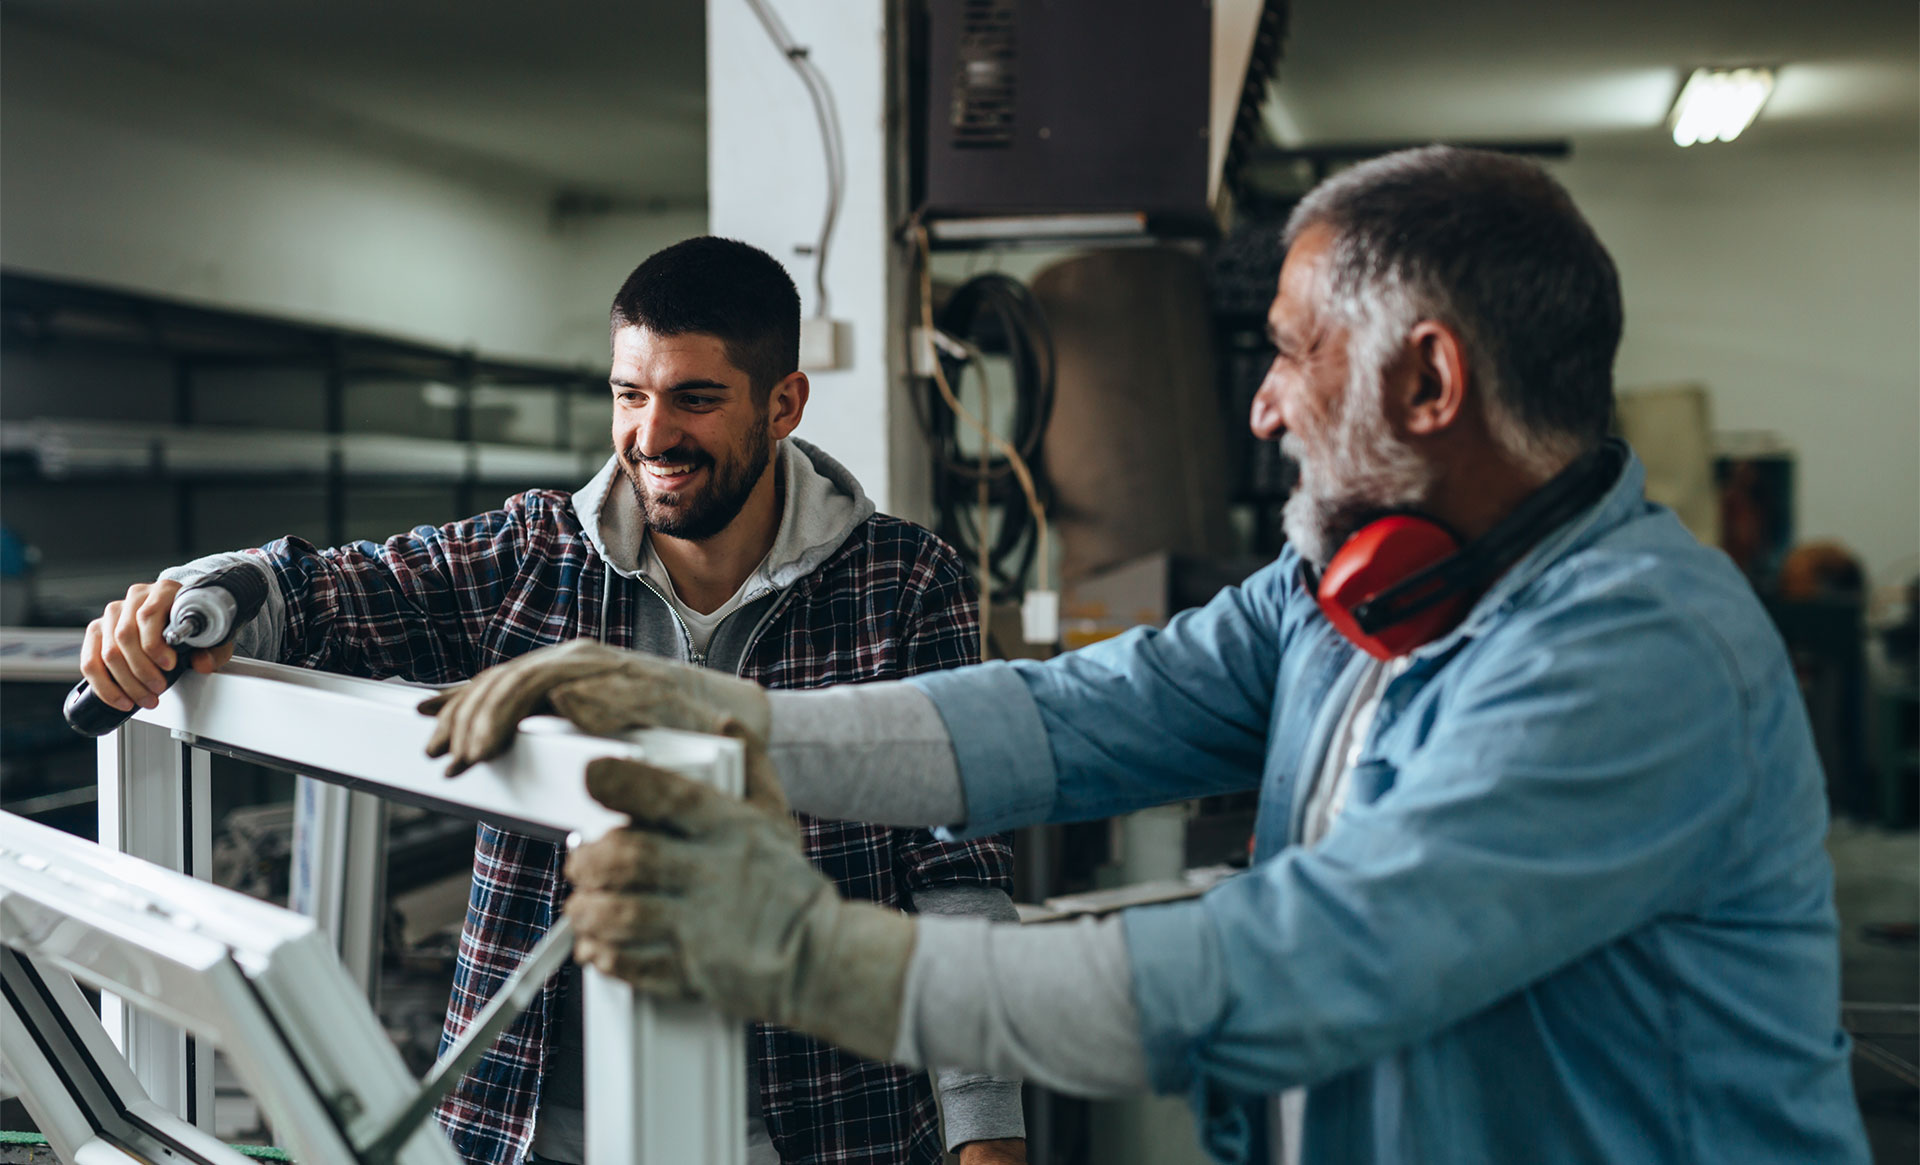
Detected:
[{"left": 640, "top": 536, "right": 775, "bottom": 657}]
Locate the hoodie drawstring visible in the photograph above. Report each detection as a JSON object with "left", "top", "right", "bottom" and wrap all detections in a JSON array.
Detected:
[{"left": 599, "top": 561, "right": 612, "bottom": 645}]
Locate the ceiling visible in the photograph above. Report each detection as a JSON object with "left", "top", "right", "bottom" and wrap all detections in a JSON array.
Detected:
[
  {"left": 4, "top": 0, "right": 1915, "bottom": 204},
  {"left": 2, "top": 0, "right": 711, "bottom": 205}
]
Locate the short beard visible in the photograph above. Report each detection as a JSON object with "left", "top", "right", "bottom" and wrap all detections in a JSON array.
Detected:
[
  {"left": 1281, "top": 358, "right": 1432, "bottom": 570},
  {"left": 625, "top": 412, "right": 774, "bottom": 542}
]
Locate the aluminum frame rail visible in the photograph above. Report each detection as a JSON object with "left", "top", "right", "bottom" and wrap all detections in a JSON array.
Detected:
[{"left": 87, "top": 656, "right": 748, "bottom": 1165}]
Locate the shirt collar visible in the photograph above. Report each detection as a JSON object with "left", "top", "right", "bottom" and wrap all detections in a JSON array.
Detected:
[{"left": 1408, "top": 438, "right": 1643, "bottom": 659}]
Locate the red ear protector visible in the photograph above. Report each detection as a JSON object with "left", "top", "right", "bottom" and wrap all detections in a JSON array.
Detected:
[
  {"left": 1312, "top": 441, "right": 1627, "bottom": 660},
  {"left": 1316, "top": 514, "right": 1469, "bottom": 659}
]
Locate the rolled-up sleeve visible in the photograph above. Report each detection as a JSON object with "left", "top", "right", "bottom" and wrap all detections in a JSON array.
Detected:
[
  {"left": 911, "top": 558, "right": 1290, "bottom": 838},
  {"left": 911, "top": 663, "right": 1058, "bottom": 837}
]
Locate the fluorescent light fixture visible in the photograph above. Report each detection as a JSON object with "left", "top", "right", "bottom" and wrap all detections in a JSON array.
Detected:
[{"left": 1669, "top": 67, "right": 1775, "bottom": 147}]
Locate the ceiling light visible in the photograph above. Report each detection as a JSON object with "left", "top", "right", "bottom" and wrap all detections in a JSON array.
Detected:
[{"left": 1669, "top": 67, "right": 1775, "bottom": 147}]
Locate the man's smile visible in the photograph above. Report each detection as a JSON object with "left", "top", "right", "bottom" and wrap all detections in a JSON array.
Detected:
[{"left": 631, "top": 454, "right": 710, "bottom": 492}]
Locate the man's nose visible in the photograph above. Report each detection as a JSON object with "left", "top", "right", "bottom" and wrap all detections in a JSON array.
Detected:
[
  {"left": 1249, "top": 376, "right": 1286, "bottom": 443},
  {"left": 629, "top": 409, "right": 682, "bottom": 459}
]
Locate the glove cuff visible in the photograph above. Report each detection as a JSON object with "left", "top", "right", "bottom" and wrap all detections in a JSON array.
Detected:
[
  {"left": 621, "top": 656, "right": 772, "bottom": 745},
  {"left": 787, "top": 897, "right": 917, "bottom": 1063}
]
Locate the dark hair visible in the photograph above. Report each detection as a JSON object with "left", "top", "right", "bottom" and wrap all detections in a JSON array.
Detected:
[
  {"left": 610, "top": 237, "right": 801, "bottom": 397},
  {"left": 1284, "top": 146, "right": 1622, "bottom": 459}
]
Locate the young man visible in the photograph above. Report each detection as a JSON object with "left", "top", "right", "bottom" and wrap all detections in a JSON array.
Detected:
[{"left": 80, "top": 237, "right": 1026, "bottom": 1165}]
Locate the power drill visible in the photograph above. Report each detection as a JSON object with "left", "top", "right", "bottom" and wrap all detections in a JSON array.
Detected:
[{"left": 63, "top": 562, "right": 270, "bottom": 737}]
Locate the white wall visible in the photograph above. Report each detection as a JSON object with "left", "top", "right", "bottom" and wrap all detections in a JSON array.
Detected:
[
  {"left": 706, "top": 0, "right": 915, "bottom": 516},
  {"left": 549, "top": 208, "right": 715, "bottom": 363},
  {"left": 0, "top": 20, "right": 704, "bottom": 368},
  {"left": 1552, "top": 133, "right": 1920, "bottom": 586}
]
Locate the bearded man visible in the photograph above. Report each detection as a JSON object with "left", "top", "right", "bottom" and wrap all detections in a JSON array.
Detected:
[
  {"left": 428, "top": 149, "right": 1872, "bottom": 1165},
  {"left": 80, "top": 237, "right": 1027, "bottom": 1165}
]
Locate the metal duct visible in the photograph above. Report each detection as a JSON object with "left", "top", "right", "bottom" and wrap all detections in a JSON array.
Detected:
[{"left": 1032, "top": 247, "right": 1236, "bottom": 584}]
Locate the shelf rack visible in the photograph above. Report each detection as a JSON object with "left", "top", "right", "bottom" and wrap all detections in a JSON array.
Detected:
[{"left": 1, "top": 271, "right": 611, "bottom": 553}]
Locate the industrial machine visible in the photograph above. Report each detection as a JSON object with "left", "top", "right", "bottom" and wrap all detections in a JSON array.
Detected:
[{"left": 916, "top": 0, "right": 1288, "bottom": 242}]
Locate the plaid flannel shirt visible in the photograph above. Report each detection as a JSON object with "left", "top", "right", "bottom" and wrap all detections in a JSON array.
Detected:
[{"left": 252, "top": 487, "right": 1012, "bottom": 1165}]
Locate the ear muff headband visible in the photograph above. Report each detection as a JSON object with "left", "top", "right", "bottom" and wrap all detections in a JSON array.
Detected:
[{"left": 1316, "top": 441, "right": 1627, "bottom": 659}]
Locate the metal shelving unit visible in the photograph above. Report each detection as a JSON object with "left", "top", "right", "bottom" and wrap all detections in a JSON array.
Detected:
[
  {"left": 2, "top": 417, "right": 605, "bottom": 485},
  {"left": 0, "top": 278, "right": 620, "bottom": 1106},
  {"left": 1, "top": 271, "right": 609, "bottom": 559}
]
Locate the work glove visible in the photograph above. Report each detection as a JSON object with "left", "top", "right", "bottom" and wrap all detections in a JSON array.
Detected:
[
  {"left": 420, "top": 639, "right": 771, "bottom": 777},
  {"left": 564, "top": 754, "right": 915, "bottom": 1064}
]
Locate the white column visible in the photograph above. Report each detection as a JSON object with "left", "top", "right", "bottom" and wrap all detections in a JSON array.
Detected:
[
  {"left": 706, "top": 0, "right": 924, "bottom": 521},
  {"left": 583, "top": 973, "right": 747, "bottom": 1165},
  {"left": 582, "top": 711, "right": 748, "bottom": 1165}
]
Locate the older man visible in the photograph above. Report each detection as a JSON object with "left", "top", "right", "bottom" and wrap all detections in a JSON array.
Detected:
[{"left": 432, "top": 148, "right": 1871, "bottom": 1164}]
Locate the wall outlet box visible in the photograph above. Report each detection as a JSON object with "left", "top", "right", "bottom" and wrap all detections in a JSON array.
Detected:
[
  {"left": 909, "top": 325, "right": 970, "bottom": 377},
  {"left": 1021, "top": 589, "right": 1060, "bottom": 645},
  {"left": 910, "top": 325, "right": 938, "bottom": 377},
  {"left": 799, "top": 317, "right": 851, "bottom": 371}
]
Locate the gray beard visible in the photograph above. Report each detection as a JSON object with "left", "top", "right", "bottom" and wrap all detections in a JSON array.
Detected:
[
  {"left": 1283, "top": 487, "right": 1373, "bottom": 571},
  {"left": 1281, "top": 374, "right": 1432, "bottom": 569}
]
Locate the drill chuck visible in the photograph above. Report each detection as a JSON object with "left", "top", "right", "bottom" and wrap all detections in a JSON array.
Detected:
[{"left": 63, "top": 562, "right": 270, "bottom": 737}]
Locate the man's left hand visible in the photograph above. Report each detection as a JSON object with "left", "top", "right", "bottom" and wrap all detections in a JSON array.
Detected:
[
  {"left": 565, "top": 753, "right": 916, "bottom": 1064},
  {"left": 956, "top": 1138, "right": 1028, "bottom": 1164}
]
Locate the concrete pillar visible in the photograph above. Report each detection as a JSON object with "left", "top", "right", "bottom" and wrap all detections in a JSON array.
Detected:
[{"left": 706, "top": 0, "right": 926, "bottom": 520}]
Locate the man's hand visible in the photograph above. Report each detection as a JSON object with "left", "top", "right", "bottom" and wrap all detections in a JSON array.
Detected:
[
  {"left": 80, "top": 580, "right": 236, "bottom": 712},
  {"left": 564, "top": 753, "right": 916, "bottom": 1064},
  {"left": 420, "top": 639, "right": 771, "bottom": 776},
  {"left": 956, "top": 1140, "right": 1029, "bottom": 1165}
]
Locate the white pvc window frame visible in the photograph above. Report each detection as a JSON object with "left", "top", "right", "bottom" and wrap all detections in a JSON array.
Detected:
[
  {"left": 78, "top": 656, "right": 747, "bottom": 1164},
  {"left": 2, "top": 812, "right": 457, "bottom": 1165}
]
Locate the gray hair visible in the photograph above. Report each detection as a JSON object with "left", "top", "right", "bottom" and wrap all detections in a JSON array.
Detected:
[{"left": 1283, "top": 146, "right": 1622, "bottom": 473}]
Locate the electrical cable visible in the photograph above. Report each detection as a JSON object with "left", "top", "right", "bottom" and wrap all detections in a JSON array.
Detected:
[
  {"left": 744, "top": 0, "right": 845, "bottom": 319},
  {"left": 910, "top": 227, "right": 1054, "bottom": 646}
]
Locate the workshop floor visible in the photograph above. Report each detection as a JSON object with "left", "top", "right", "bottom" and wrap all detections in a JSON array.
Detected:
[{"left": 1828, "top": 819, "right": 1920, "bottom": 1162}]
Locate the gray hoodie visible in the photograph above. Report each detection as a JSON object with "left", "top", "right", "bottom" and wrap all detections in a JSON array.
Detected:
[{"left": 571, "top": 437, "right": 871, "bottom": 667}]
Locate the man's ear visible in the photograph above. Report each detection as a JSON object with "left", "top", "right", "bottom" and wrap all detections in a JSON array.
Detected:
[
  {"left": 1398, "top": 320, "right": 1470, "bottom": 437},
  {"left": 767, "top": 371, "right": 810, "bottom": 440}
]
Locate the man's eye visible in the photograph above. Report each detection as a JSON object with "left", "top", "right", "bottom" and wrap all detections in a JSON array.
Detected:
[{"left": 681, "top": 396, "right": 719, "bottom": 408}]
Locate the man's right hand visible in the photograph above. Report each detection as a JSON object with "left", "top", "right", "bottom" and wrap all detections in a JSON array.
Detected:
[
  {"left": 79, "top": 580, "right": 236, "bottom": 712},
  {"left": 420, "top": 639, "right": 772, "bottom": 777}
]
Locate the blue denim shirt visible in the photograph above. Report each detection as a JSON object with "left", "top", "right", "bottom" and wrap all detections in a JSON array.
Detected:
[{"left": 911, "top": 450, "right": 1868, "bottom": 1164}]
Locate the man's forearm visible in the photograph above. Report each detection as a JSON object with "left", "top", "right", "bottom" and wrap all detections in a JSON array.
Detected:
[
  {"left": 767, "top": 682, "right": 969, "bottom": 826},
  {"left": 764, "top": 681, "right": 1147, "bottom": 1099},
  {"left": 768, "top": 682, "right": 1039, "bottom": 1147},
  {"left": 894, "top": 914, "right": 1149, "bottom": 1098},
  {"left": 911, "top": 885, "right": 1028, "bottom": 1150}
]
